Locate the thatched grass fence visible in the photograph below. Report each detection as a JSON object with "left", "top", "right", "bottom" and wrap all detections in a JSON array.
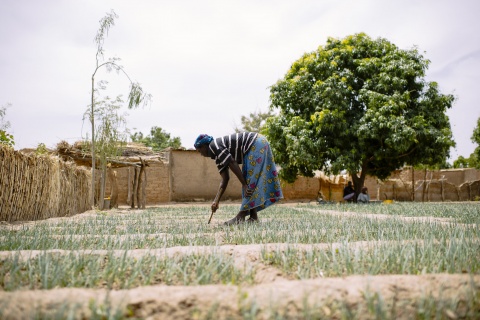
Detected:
[{"left": 0, "top": 144, "right": 91, "bottom": 222}]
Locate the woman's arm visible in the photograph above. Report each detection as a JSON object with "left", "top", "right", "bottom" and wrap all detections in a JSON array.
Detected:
[
  {"left": 212, "top": 159, "right": 254, "bottom": 212},
  {"left": 212, "top": 169, "right": 229, "bottom": 212},
  {"left": 228, "top": 160, "right": 254, "bottom": 198}
]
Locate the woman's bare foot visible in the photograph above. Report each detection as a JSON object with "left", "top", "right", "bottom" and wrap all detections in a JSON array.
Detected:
[
  {"left": 246, "top": 209, "right": 258, "bottom": 223},
  {"left": 223, "top": 211, "right": 247, "bottom": 225}
]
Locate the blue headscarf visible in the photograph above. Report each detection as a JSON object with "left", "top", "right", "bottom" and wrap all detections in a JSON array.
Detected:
[{"left": 194, "top": 134, "right": 213, "bottom": 148}]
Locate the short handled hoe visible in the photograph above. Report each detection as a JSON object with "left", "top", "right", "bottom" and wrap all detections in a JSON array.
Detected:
[{"left": 208, "top": 187, "right": 223, "bottom": 224}]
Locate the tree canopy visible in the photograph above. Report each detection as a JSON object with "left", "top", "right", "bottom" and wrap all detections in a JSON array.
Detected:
[
  {"left": 264, "top": 33, "right": 455, "bottom": 191},
  {"left": 453, "top": 154, "right": 478, "bottom": 169},
  {"left": 131, "top": 126, "right": 182, "bottom": 151},
  {"left": 234, "top": 109, "right": 273, "bottom": 133},
  {"left": 470, "top": 116, "right": 480, "bottom": 168}
]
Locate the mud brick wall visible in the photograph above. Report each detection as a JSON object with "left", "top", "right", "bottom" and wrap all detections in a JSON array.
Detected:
[
  {"left": 169, "top": 150, "right": 243, "bottom": 201},
  {"left": 281, "top": 176, "right": 320, "bottom": 200},
  {"left": 141, "top": 163, "right": 170, "bottom": 203},
  {"left": 320, "top": 182, "right": 345, "bottom": 202},
  {"left": 281, "top": 176, "right": 347, "bottom": 202},
  {"left": 105, "top": 161, "right": 170, "bottom": 205},
  {"left": 376, "top": 179, "right": 411, "bottom": 201},
  {"left": 103, "top": 149, "right": 480, "bottom": 204},
  {"left": 442, "top": 169, "right": 480, "bottom": 186},
  {"left": 165, "top": 150, "right": 349, "bottom": 203}
]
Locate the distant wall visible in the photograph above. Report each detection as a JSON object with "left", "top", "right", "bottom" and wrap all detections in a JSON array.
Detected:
[
  {"left": 281, "top": 176, "right": 319, "bottom": 200},
  {"left": 104, "top": 150, "right": 480, "bottom": 204},
  {"left": 169, "top": 150, "right": 242, "bottom": 202},
  {"left": 7, "top": 146, "right": 478, "bottom": 222},
  {"left": 105, "top": 161, "right": 170, "bottom": 204},
  {"left": 281, "top": 175, "right": 345, "bottom": 202},
  {"left": 156, "top": 151, "right": 349, "bottom": 203},
  {"left": 362, "top": 167, "right": 480, "bottom": 202}
]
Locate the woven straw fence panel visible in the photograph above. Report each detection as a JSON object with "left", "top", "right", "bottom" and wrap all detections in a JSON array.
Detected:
[{"left": 0, "top": 145, "right": 91, "bottom": 222}]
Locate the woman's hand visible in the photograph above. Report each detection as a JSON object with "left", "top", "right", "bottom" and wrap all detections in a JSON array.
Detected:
[
  {"left": 243, "top": 185, "right": 254, "bottom": 198},
  {"left": 211, "top": 202, "right": 219, "bottom": 213}
]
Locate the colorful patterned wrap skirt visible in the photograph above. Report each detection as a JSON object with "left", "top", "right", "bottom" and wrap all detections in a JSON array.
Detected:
[{"left": 241, "top": 135, "right": 283, "bottom": 212}]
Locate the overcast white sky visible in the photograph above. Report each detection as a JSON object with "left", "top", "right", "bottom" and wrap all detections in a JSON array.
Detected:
[{"left": 1, "top": 0, "right": 479, "bottom": 161}]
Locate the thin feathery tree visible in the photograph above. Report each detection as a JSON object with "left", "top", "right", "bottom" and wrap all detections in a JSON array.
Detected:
[
  {"left": 90, "top": 94, "right": 128, "bottom": 209},
  {"left": 89, "top": 10, "right": 151, "bottom": 209}
]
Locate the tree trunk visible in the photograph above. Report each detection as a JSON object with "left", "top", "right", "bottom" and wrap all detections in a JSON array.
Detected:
[
  {"left": 422, "top": 168, "right": 427, "bottom": 202},
  {"left": 99, "top": 164, "right": 106, "bottom": 210},
  {"left": 108, "top": 168, "right": 118, "bottom": 208},
  {"left": 141, "top": 158, "right": 147, "bottom": 209},
  {"left": 137, "top": 158, "right": 146, "bottom": 209},
  {"left": 351, "top": 166, "right": 367, "bottom": 203},
  {"left": 93, "top": 169, "right": 101, "bottom": 208},
  {"left": 425, "top": 170, "right": 431, "bottom": 202},
  {"left": 127, "top": 167, "right": 132, "bottom": 206},
  {"left": 411, "top": 166, "right": 415, "bottom": 202},
  {"left": 131, "top": 167, "right": 138, "bottom": 209},
  {"left": 91, "top": 76, "right": 96, "bottom": 210},
  {"left": 441, "top": 177, "right": 444, "bottom": 202}
]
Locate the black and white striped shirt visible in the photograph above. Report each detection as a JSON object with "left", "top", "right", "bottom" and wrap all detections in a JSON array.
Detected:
[{"left": 208, "top": 132, "right": 258, "bottom": 172}]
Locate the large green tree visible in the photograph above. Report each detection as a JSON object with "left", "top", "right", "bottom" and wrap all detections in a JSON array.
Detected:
[
  {"left": 470, "top": 116, "right": 480, "bottom": 168},
  {"left": 264, "top": 33, "right": 455, "bottom": 193},
  {"left": 234, "top": 109, "right": 273, "bottom": 133},
  {"left": 131, "top": 126, "right": 181, "bottom": 151},
  {"left": 453, "top": 154, "right": 478, "bottom": 169}
]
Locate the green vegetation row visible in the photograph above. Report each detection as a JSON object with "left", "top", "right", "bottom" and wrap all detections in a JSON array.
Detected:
[
  {"left": 313, "top": 202, "right": 480, "bottom": 224},
  {"left": 1, "top": 237, "right": 478, "bottom": 292},
  {"left": 0, "top": 252, "right": 253, "bottom": 291},
  {"left": 1, "top": 282, "right": 478, "bottom": 320},
  {"left": 0, "top": 203, "right": 478, "bottom": 251},
  {"left": 261, "top": 237, "right": 480, "bottom": 279},
  {"left": 0, "top": 202, "right": 479, "bottom": 319}
]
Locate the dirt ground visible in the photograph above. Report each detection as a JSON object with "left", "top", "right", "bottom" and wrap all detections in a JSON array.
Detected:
[{"left": 0, "top": 204, "right": 479, "bottom": 319}]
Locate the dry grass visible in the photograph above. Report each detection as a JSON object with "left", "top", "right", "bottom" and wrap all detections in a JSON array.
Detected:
[{"left": 0, "top": 144, "right": 91, "bottom": 222}]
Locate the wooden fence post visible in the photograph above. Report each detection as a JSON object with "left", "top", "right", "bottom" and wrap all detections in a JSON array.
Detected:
[
  {"left": 132, "top": 167, "right": 138, "bottom": 209},
  {"left": 108, "top": 168, "right": 118, "bottom": 208},
  {"left": 127, "top": 167, "right": 132, "bottom": 206}
]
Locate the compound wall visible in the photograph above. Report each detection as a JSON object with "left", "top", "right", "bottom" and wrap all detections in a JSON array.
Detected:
[{"left": 105, "top": 150, "right": 480, "bottom": 204}]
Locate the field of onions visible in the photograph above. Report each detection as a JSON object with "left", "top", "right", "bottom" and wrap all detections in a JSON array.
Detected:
[{"left": 0, "top": 202, "right": 479, "bottom": 319}]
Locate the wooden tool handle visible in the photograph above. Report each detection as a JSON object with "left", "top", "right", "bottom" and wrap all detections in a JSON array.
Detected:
[
  {"left": 207, "top": 187, "right": 223, "bottom": 224},
  {"left": 207, "top": 210, "right": 215, "bottom": 224}
]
